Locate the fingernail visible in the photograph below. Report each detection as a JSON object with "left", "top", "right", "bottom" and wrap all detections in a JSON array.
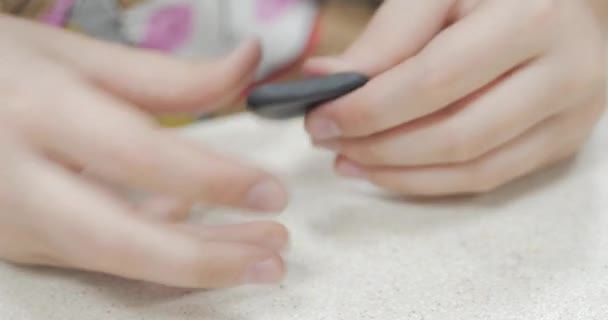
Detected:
[
  {"left": 246, "top": 180, "right": 287, "bottom": 212},
  {"left": 336, "top": 161, "right": 367, "bottom": 179},
  {"left": 308, "top": 118, "right": 341, "bottom": 140},
  {"left": 244, "top": 258, "right": 283, "bottom": 284}
]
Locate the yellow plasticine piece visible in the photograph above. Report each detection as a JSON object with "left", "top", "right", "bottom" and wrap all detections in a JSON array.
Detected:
[
  {"left": 65, "top": 22, "right": 81, "bottom": 33},
  {"left": 157, "top": 115, "right": 197, "bottom": 127}
]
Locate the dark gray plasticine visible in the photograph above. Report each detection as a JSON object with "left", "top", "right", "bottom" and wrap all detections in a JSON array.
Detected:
[{"left": 247, "top": 72, "right": 369, "bottom": 120}]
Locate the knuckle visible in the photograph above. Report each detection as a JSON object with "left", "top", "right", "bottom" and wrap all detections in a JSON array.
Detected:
[{"left": 416, "top": 58, "right": 459, "bottom": 97}]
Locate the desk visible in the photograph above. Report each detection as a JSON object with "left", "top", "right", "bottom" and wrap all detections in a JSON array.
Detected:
[{"left": 0, "top": 111, "right": 606, "bottom": 319}]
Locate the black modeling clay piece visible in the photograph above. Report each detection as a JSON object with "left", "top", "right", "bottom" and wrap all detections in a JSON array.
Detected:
[{"left": 247, "top": 72, "right": 369, "bottom": 119}]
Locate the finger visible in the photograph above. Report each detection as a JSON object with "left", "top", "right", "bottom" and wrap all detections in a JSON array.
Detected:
[
  {"left": 306, "top": 0, "right": 552, "bottom": 139},
  {"left": 16, "top": 159, "right": 285, "bottom": 288},
  {"left": 22, "top": 74, "right": 287, "bottom": 213},
  {"left": 135, "top": 195, "right": 194, "bottom": 222},
  {"left": 79, "top": 167, "right": 194, "bottom": 222},
  {"left": 0, "top": 134, "right": 69, "bottom": 268},
  {"left": 332, "top": 58, "right": 576, "bottom": 166},
  {"left": 179, "top": 222, "right": 289, "bottom": 252},
  {"left": 79, "top": 172, "right": 194, "bottom": 222},
  {"left": 10, "top": 16, "right": 260, "bottom": 113},
  {"left": 335, "top": 102, "right": 604, "bottom": 196},
  {"left": 304, "top": 0, "right": 454, "bottom": 75},
  {"left": 134, "top": 195, "right": 289, "bottom": 250}
]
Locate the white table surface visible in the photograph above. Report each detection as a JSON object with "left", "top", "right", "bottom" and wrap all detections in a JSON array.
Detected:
[{"left": 1, "top": 111, "right": 607, "bottom": 320}]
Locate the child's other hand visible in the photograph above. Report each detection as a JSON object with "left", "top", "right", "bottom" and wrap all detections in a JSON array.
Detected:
[
  {"left": 305, "top": 0, "right": 606, "bottom": 196},
  {"left": 0, "top": 16, "right": 288, "bottom": 288}
]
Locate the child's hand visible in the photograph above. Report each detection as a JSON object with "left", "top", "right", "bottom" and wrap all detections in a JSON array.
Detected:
[
  {"left": 305, "top": 0, "right": 606, "bottom": 196},
  {"left": 0, "top": 16, "right": 288, "bottom": 288}
]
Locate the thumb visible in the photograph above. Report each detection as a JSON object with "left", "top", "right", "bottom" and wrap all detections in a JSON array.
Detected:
[
  {"left": 16, "top": 16, "right": 261, "bottom": 114},
  {"left": 304, "top": 0, "right": 454, "bottom": 76}
]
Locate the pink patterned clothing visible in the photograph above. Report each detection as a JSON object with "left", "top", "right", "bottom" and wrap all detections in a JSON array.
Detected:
[
  {"left": 1, "top": 0, "right": 322, "bottom": 124},
  {"left": 4, "top": 0, "right": 320, "bottom": 77}
]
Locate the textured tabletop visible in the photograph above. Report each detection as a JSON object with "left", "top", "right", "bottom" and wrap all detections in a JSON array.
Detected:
[{"left": 1, "top": 113, "right": 607, "bottom": 319}]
